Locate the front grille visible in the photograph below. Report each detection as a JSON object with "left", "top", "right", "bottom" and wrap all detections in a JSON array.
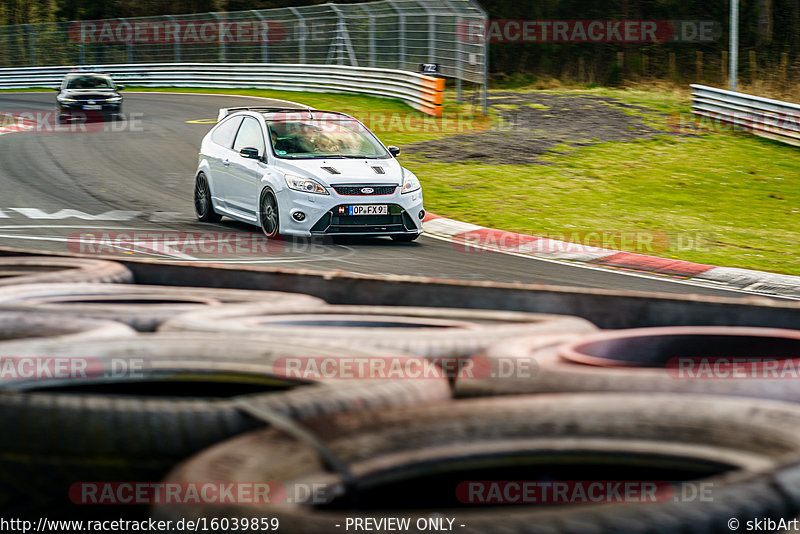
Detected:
[
  {"left": 310, "top": 204, "right": 416, "bottom": 235},
  {"left": 73, "top": 95, "right": 111, "bottom": 101},
  {"left": 333, "top": 184, "right": 397, "bottom": 196}
]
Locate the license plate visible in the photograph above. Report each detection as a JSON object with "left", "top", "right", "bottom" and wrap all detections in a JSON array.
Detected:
[
  {"left": 348, "top": 205, "right": 388, "bottom": 216},
  {"left": 83, "top": 105, "right": 102, "bottom": 110}
]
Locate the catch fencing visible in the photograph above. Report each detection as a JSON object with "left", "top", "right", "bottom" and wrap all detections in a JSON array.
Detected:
[{"left": 0, "top": 0, "right": 487, "bottom": 112}]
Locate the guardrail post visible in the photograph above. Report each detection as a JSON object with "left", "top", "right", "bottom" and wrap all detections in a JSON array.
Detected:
[
  {"left": 211, "top": 12, "right": 226, "bottom": 62},
  {"left": 481, "top": 31, "right": 488, "bottom": 115},
  {"left": 327, "top": 4, "right": 358, "bottom": 66},
  {"left": 251, "top": 10, "right": 269, "bottom": 63},
  {"left": 729, "top": 0, "right": 739, "bottom": 91},
  {"left": 288, "top": 7, "right": 306, "bottom": 64}
]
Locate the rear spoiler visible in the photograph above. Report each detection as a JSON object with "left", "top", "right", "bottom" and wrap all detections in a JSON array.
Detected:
[{"left": 217, "top": 101, "right": 313, "bottom": 122}]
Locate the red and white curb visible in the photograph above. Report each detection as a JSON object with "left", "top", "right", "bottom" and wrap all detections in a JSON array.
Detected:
[
  {"left": 422, "top": 213, "right": 800, "bottom": 298},
  {"left": 0, "top": 118, "right": 35, "bottom": 136}
]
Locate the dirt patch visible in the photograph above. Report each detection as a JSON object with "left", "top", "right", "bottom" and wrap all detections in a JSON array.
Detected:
[{"left": 403, "top": 92, "right": 680, "bottom": 165}]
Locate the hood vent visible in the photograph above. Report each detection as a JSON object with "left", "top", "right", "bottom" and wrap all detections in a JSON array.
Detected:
[
  {"left": 371, "top": 166, "right": 386, "bottom": 174},
  {"left": 321, "top": 167, "right": 340, "bottom": 174}
]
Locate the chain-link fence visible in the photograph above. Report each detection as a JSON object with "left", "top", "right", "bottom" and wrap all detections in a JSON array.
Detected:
[{"left": 0, "top": 0, "right": 487, "bottom": 101}]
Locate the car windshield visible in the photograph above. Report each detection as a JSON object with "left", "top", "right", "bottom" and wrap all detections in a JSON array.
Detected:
[
  {"left": 266, "top": 115, "right": 389, "bottom": 159},
  {"left": 65, "top": 75, "right": 113, "bottom": 89}
]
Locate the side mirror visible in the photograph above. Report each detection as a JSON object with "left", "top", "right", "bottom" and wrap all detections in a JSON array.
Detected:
[
  {"left": 116, "top": 85, "right": 125, "bottom": 90},
  {"left": 239, "top": 147, "right": 260, "bottom": 160},
  {"left": 388, "top": 145, "right": 400, "bottom": 157}
]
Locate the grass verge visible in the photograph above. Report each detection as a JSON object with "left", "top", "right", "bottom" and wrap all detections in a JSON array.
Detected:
[{"left": 9, "top": 85, "right": 799, "bottom": 275}]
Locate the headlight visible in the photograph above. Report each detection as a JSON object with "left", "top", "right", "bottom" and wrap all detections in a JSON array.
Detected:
[
  {"left": 285, "top": 174, "right": 329, "bottom": 195},
  {"left": 107, "top": 96, "right": 122, "bottom": 103},
  {"left": 401, "top": 169, "right": 421, "bottom": 194},
  {"left": 57, "top": 96, "right": 77, "bottom": 103}
]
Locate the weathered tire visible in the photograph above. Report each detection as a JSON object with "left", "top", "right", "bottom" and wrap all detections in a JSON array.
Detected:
[
  {"left": 0, "top": 256, "right": 132, "bottom": 285},
  {"left": 453, "top": 332, "right": 592, "bottom": 397},
  {"left": 0, "top": 283, "right": 325, "bottom": 331},
  {"left": 159, "top": 304, "right": 597, "bottom": 360},
  {"left": 0, "top": 333, "right": 450, "bottom": 517},
  {"left": 155, "top": 393, "right": 800, "bottom": 534},
  {"left": 455, "top": 326, "right": 800, "bottom": 402},
  {"left": 0, "top": 311, "right": 135, "bottom": 342}
]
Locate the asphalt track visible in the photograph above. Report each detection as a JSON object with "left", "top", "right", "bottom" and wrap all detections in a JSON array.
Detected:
[{"left": 0, "top": 92, "right": 767, "bottom": 297}]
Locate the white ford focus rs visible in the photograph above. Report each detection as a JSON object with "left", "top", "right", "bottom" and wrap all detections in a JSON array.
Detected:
[{"left": 194, "top": 106, "right": 425, "bottom": 241}]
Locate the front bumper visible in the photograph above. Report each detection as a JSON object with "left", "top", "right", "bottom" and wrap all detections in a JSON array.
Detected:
[
  {"left": 276, "top": 187, "right": 424, "bottom": 237},
  {"left": 58, "top": 102, "right": 122, "bottom": 118}
]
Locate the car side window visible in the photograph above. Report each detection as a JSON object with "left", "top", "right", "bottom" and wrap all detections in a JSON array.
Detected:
[
  {"left": 211, "top": 116, "right": 243, "bottom": 149},
  {"left": 232, "top": 117, "right": 266, "bottom": 156}
]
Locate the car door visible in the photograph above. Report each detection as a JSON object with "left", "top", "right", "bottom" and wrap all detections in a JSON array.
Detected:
[
  {"left": 207, "top": 116, "right": 243, "bottom": 211},
  {"left": 229, "top": 116, "right": 268, "bottom": 219}
]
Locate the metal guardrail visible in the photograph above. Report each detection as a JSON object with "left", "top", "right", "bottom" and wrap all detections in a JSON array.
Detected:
[
  {"left": 0, "top": 0, "right": 488, "bottom": 111},
  {"left": 0, "top": 63, "right": 446, "bottom": 116},
  {"left": 691, "top": 84, "right": 800, "bottom": 147}
]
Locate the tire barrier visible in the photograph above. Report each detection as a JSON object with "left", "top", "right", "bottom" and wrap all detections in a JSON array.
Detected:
[
  {"left": 155, "top": 394, "right": 800, "bottom": 534},
  {"left": 0, "top": 283, "right": 326, "bottom": 331},
  {"left": 455, "top": 326, "right": 800, "bottom": 402},
  {"left": 0, "top": 311, "right": 135, "bottom": 342},
  {"left": 158, "top": 304, "right": 598, "bottom": 360},
  {"left": 0, "top": 256, "right": 133, "bottom": 285},
  {"left": 0, "top": 333, "right": 450, "bottom": 517}
]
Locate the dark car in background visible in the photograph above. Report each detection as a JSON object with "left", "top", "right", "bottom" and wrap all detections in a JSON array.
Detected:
[{"left": 56, "top": 72, "right": 124, "bottom": 122}]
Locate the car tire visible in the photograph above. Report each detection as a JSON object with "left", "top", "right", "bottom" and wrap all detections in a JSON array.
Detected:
[
  {"left": 0, "top": 256, "right": 133, "bottom": 286},
  {"left": 0, "top": 333, "right": 451, "bottom": 518},
  {"left": 0, "top": 283, "right": 325, "bottom": 331},
  {"left": 259, "top": 189, "right": 280, "bottom": 239},
  {"left": 0, "top": 311, "right": 135, "bottom": 342},
  {"left": 391, "top": 233, "right": 420, "bottom": 242},
  {"left": 159, "top": 304, "right": 597, "bottom": 360},
  {"left": 155, "top": 393, "right": 800, "bottom": 534},
  {"left": 455, "top": 326, "right": 800, "bottom": 402},
  {"left": 194, "top": 173, "right": 221, "bottom": 223}
]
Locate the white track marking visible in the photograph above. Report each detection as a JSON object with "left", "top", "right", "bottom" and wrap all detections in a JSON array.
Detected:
[
  {"left": 0, "top": 225, "right": 357, "bottom": 264},
  {"left": 9, "top": 208, "right": 141, "bottom": 221}
]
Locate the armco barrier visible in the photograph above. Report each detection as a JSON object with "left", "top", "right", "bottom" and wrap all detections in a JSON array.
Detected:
[
  {"left": 691, "top": 84, "right": 800, "bottom": 147},
  {"left": 0, "top": 63, "right": 446, "bottom": 117}
]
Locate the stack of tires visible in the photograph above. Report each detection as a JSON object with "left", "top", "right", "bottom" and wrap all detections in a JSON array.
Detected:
[{"left": 1, "top": 255, "right": 799, "bottom": 533}]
